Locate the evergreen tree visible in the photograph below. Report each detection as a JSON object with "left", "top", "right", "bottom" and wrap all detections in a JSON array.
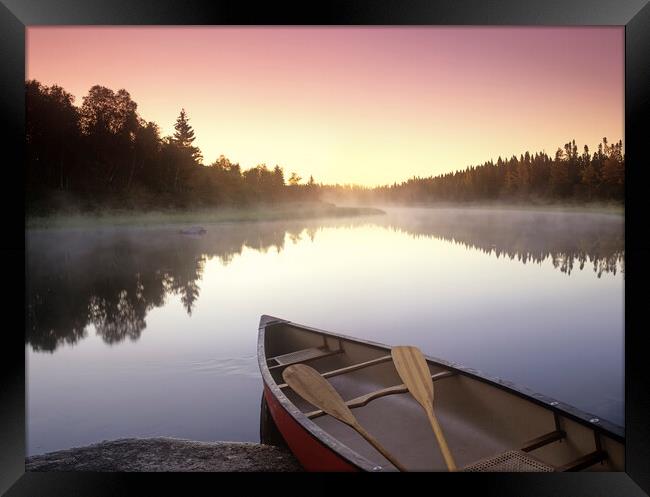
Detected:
[
  {"left": 173, "top": 108, "right": 203, "bottom": 164},
  {"left": 173, "top": 109, "right": 194, "bottom": 145},
  {"left": 288, "top": 172, "right": 302, "bottom": 186}
]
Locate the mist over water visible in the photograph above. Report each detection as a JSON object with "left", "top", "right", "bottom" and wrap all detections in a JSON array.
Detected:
[{"left": 26, "top": 206, "right": 624, "bottom": 455}]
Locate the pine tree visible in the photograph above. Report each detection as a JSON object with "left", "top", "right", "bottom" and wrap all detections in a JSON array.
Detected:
[
  {"left": 173, "top": 109, "right": 195, "bottom": 147},
  {"left": 288, "top": 172, "right": 302, "bottom": 186},
  {"left": 173, "top": 109, "right": 202, "bottom": 163}
]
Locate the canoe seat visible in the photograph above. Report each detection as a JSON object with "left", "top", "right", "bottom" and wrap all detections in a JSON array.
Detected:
[
  {"left": 272, "top": 347, "right": 330, "bottom": 365},
  {"left": 268, "top": 346, "right": 342, "bottom": 369},
  {"left": 463, "top": 450, "right": 555, "bottom": 472}
]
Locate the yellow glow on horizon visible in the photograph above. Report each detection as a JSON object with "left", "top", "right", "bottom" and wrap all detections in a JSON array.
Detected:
[{"left": 26, "top": 27, "right": 624, "bottom": 187}]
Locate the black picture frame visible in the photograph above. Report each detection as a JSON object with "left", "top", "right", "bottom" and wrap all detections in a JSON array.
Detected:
[{"left": 2, "top": 0, "right": 649, "bottom": 495}]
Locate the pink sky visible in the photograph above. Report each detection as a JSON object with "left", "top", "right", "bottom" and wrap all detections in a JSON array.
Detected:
[{"left": 26, "top": 27, "right": 623, "bottom": 186}]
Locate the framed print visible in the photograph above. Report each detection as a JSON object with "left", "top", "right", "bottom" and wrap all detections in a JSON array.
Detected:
[{"left": 2, "top": 0, "right": 649, "bottom": 495}]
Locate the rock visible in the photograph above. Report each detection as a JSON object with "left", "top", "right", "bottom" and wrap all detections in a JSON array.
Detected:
[
  {"left": 26, "top": 438, "right": 302, "bottom": 472},
  {"left": 179, "top": 226, "right": 207, "bottom": 235}
]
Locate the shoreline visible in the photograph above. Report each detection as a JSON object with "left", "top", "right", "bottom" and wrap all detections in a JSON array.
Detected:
[
  {"left": 25, "top": 201, "right": 623, "bottom": 231},
  {"left": 26, "top": 203, "right": 386, "bottom": 230},
  {"left": 364, "top": 201, "right": 624, "bottom": 216},
  {"left": 25, "top": 438, "right": 302, "bottom": 472}
]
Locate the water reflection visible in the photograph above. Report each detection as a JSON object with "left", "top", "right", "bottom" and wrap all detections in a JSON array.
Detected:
[
  {"left": 26, "top": 208, "right": 623, "bottom": 352},
  {"left": 385, "top": 208, "right": 624, "bottom": 277},
  {"left": 26, "top": 222, "right": 290, "bottom": 352}
]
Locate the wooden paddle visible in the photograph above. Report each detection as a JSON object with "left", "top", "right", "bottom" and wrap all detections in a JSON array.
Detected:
[
  {"left": 391, "top": 346, "right": 457, "bottom": 471},
  {"left": 282, "top": 363, "right": 408, "bottom": 472}
]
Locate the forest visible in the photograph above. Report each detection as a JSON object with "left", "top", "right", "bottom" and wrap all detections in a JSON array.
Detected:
[
  {"left": 26, "top": 80, "right": 624, "bottom": 213},
  {"left": 324, "top": 138, "right": 624, "bottom": 205}
]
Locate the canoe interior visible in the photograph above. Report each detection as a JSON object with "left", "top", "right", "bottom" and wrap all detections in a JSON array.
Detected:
[{"left": 263, "top": 321, "right": 624, "bottom": 472}]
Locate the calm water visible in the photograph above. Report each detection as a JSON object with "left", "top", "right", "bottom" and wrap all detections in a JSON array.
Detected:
[{"left": 26, "top": 207, "right": 624, "bottom": 455}]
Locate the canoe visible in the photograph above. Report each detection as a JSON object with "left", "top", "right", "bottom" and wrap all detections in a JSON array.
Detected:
[{"left": 258, "top": 315, "right": 624, "bottom": 472}]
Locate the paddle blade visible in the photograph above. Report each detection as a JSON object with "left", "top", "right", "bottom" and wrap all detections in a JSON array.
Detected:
[
  {"left": 282, "top": 364, "right": 356, "bottom": 426},
  {"left": 391, "top": 346, "right": 434, "bottom": 410},
  {"left": 392, "top": 346, "right": 458, "bottom": 471}
]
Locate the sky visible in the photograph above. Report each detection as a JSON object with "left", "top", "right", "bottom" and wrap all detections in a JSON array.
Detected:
[{"left": 26, "top": 27, "right": 623, "bottom": 187}]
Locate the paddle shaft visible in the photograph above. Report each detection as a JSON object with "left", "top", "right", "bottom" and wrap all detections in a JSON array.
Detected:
[
  {"left": 351, "top": 421, "right": 409, "bottom": 472},
  {"left": 391, "top": 346, "right": 457, "bottom": 471},
  {"left": 423, "top": 407, "right": 457, "bottom": 471}
]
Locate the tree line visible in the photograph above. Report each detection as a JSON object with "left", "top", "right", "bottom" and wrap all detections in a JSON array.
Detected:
[
  {"left": 371, "top": 138, "right": 624, "bottom": 204},
  {"left": 26, "top": 80, "right": 317, "bottom": 212},
  {"left": 26, "top": 80, "right": 623, "bottom": 211},
  {"left": 322, "top": 138, "right": 624, "bottom": 205}
]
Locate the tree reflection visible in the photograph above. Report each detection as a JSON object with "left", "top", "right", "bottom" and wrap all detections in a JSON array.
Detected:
[
  {"left": 385, "top": 209, "right": 624, "bottom": 277},
  {"left": 26, "top": 210, "right": 623, "bottom": 352},
  {"left": 26, "top": 223, "right": 292, "bottom": 352}
]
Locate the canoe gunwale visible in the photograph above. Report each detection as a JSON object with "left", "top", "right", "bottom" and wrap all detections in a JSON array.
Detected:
[{"left": 257, "top": 315, "right": 624, "bottom": 472}]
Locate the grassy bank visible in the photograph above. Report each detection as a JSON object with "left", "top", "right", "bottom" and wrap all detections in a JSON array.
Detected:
[
  {"left": 26, "top": 202, "right": 386, "bottom": 229},
  {"left": 368, "top": 201, "right": 624, "bottom": 216},
  {"left": 462, "top": 203, "right": 624, "bottom": 216}
]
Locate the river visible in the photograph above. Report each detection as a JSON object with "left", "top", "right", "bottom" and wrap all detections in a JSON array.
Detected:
[{"left": 26, "top": 206, "right": 624, "bottom": 455}]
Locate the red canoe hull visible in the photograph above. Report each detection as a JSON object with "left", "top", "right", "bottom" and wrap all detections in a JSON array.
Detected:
[{"left": 263, "top": 384, "right": 359, "bottom": 472}]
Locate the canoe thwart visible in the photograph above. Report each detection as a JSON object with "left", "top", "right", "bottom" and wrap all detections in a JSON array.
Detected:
[
  {"left": 556, "top": 450, "right": 608, "bottom": 472},
  {"left": 305, "top": 370, "right": 455, "bottom": 419},
  {"left": 520, "top": 429, "right": 566, "bottom": 452},
  {"left": 278, "top": 355, "right": 393, "bottom": 389}
]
